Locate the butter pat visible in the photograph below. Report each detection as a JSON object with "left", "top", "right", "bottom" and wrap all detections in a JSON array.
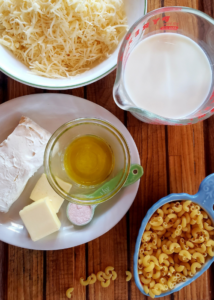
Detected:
[
  {"left": 30, "top": 174, "right": 72, "bottom": 213},
  {"left": 19, "top": 197, "right": 61, "bottom": 242}
]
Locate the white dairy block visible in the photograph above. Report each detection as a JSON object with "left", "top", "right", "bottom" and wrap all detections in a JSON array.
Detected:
[
  {"left": 19, "top": 197, "right": 61, "bottom": 242},
  {"left": 124, "top": 33, "right": 212, "bottom": 119},
  {"left": 30, "top": 174, "right": 72, "bottom": 213},
  {"left": 0, "top": 116, "right": 51, "bottom": 213}
]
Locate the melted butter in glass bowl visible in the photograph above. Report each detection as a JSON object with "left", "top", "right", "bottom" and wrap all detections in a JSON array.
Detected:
[{"left": 44, "top": 118, "right": 131, "bottom": 206}]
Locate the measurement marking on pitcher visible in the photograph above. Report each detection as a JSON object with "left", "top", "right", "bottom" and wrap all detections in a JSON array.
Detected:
[{"left": 160, "top": 26, "right": 178, "bottom": 30}]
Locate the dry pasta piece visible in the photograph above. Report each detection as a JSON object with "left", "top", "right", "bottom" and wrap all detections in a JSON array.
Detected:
[
  {"left": 146, "top": 223, "right": 151, "bottom": 230},
  {"left": 105, "top": 266, "right": 114, "bottom": 275},
  {"left": 150, "top": 279, "right": 156, "bottom": 288},
  {"left": 142, "top": 255, "right": 151, "bottom": 267},
  {"left": 206, "top": 240, "right": 214, "bottom": 247},
  {"left": 169, "top": 237, "right": 178, "bottom": 243},
  {"left": 144, "top": 262, "right": 155, "bottom": 272},
  {"left": 165, "top": 214, "right": 177, "bottom": 223},
  {"left": 207, "top": 247, "right": 214, "bottom": 257},
  {"left": 190, "top": 219, "right": 197, "bottom": 225},
  {"left": 151, "top": 288, "right": 161, "bottom": 296},
  {"left": 150, "top": 217, "right": 163, "bottom": 227},
  {"left": 158, "top": 277, "right": 167, "bottom": 284},
  {"left": 169, "top": 243, "right": 181, "bottom": 253},
  {"left": 144, "top": 249, "right": 153, "bottom": 255},
  {"left": 174, "top": 264, "right": 185, "bottom": 272},
  {"left": 197, "top": 214, "right": 203, "bottom": 225},
  {"left": 184, "top": 212, "right": 191, "bottom": 223},
  {"left": 126, "top": 271, "right": 132, "bottom": 282},
  {"left": 186, "top": 241, "right": 194, "bottom": 248},
  {"left": 143, "top": 285, "right": 149, "bottom": 294},
  {"left": 182, "top": 201, "right": 192, "bottom": 212},
  {"left": 183, "top": 268, "right": 188, "bottom": 276},
  {"left": 144, "top": 271, "right": 153, "bottom": 278},
  {"left": 172, "top": 202, "right": 183, "bottom": 213},
  {"left": 206, "top": 240, "right": 214, "bottom": 256},
  {"left": 191, "top": 262, "right": 201, "bottom": 274},
  {"left": 168, "top": 256, "right": 174, "bottom": 265},
  {"left": 140, "top": 275, "right": 151, "bottom": 284},
  {"left": 179, "top": 250, "right": 191, "bottom": 261},
  {"left": 97, "top": 271, "right": 105, "bottom": 282},
  {"left": 152, "top": 270, "right": 161, "bottom": 280},
  {"left": 101, "top": 279, "right": 110, "bottom": 288},
  {"left": 150, "top": 256, "right": 160, "bottom": 266},
  {"left": 204, "top": 223, "right": 214, "bottom": 231},
  {"left": 178, "top": 209, "right": 186, "bottom": 217},
  {"left": 157, "top": 238, "right": 162, "bottom": 248},
  {"left": 112, "top": 271, "right": 117, "bottom": 281},
  {"left": 206, "top": 219, "right": 212, "bottom": 225},
  {"left": 142, "top": 231, "right": 152, "bottom": 242},
  {"left": 149, "top": 289, "right": 156, "bottom": 298},
  {"left": 66, "top": 288, "right": 74, "bottom": 299},
  {"left": 190, "top": 210, "right": 199, "bottom": 219},
  {"left": 181, "top": 216, "right": 187, "bottom": 228},
  {"left": 194, "top": 243, "right": 206, "bottom": 253},
  {"left": 162, "top": 245, "right": 173, "bottom": 255},
  {"left": 151, "top": 225, "right": 164, "bottom": 231},
  {"left": 89, "top": 274, "right": 97, "bottom": 284},
  {"left": 80, "top": 276, "right": 91, "bottom": 286},
  {"left": 157, "top": 209, "right": 164, "bottom": 217},
  {"left": 159, "top": 253, "right": 168, "bottom": 264},
  {"left": 201, "top": 211, "right": 208, "bottom": 219},
  {"left": 192, "top": 252, "right": 205, "bottom": 264},
  {"left": 102, "top": 273, "right": 112, "bottom": 280},
  {"left": 162, "top": 204, "right": 171, "bottom": 214}
]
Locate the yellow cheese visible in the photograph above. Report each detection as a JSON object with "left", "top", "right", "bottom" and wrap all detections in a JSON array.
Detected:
[
  {"left": 19, "top": 197, "right": 61, "bottom": 242},
  {"left": 30, "top": 174, "right": 72, "bottom": 213}
]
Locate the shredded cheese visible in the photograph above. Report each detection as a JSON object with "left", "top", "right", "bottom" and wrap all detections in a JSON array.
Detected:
[{"left": 0, "top": 0, "right": 127, "bottom": 78}]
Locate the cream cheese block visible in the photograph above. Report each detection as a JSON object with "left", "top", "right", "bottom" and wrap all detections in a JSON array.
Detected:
[
  {"left": 0, "top": 116, "right": 51, "bottom": 213},
  {"left": 30, "top": 173, "right": 72, "bottom": 213},
  {"left": 19, "top": 197, "right": 61, "bottom": 241}
]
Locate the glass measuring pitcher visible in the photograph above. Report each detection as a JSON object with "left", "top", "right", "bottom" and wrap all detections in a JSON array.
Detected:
[{"left": 113, "top": 6, "right": 214, "bottom": 125}]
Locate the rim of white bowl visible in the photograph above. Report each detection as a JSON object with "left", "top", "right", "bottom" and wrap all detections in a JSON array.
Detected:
[{"left": 0, "top": 0, "right": 147, "bottom": 90}]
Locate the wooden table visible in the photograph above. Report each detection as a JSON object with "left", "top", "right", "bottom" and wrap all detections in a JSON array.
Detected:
[{"left": 0, "top": 0, "right": 214, "bottom": 299}]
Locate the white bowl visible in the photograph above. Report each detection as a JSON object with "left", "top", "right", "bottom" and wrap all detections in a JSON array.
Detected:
[{"left": 0, "top": 0, "right": 147, "bottom": 90}]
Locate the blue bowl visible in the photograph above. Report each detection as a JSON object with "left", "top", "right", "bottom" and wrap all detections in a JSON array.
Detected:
[{"left": 134, "top": 173, "right": 214, "bottom": 298}]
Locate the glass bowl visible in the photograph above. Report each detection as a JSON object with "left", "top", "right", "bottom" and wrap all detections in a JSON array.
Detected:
[
  {"left": 44, "top": 118, "right": 131, "bottom": 205},
  {"left": 113, "top": 6, "right": 214, "bottom": 125}
]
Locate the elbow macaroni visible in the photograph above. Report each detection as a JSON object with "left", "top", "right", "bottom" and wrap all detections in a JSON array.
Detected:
[{"left": 138, "top": 201, "right": 214, "bottom": 298}]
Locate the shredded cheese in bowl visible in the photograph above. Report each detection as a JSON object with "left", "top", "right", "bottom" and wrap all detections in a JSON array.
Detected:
[{"left": 0, "top": 0, "right": 127, "bottom": 78}]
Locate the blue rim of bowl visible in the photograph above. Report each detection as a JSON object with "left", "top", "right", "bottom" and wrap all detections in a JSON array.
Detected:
[
  {"left": 0, "top": 0, "right": 147, "bottom": 90},
  {"left": 133, "top": 173, "right": 214, "bottom": 298}
]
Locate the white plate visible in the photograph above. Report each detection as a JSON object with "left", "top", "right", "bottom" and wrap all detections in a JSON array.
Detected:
[
  {"left": 0, "top": 0, "right": 147, "bottom": 90},
  {"left": 0, "top": 94, "right": 140, "bottom": 250}
]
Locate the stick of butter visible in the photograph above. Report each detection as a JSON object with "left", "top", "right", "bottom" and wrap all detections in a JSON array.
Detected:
[
  {"left": 19, "top": 197, "right": 61, "bottom": 242},
  {"left": 30, "top": 174, "right": 72, "bottom": 213}
]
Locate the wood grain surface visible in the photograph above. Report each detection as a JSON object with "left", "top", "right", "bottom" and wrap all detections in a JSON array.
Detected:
[{"left": 0, "top": 1, "right": 214, "bottom": 300}]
